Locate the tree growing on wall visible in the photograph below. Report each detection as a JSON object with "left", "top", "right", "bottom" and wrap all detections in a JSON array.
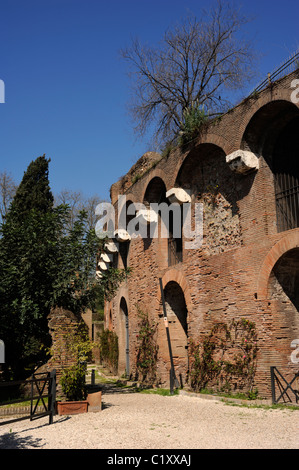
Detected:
[{"left": 121, "top": 0, "right": 256, "bottom": 146}]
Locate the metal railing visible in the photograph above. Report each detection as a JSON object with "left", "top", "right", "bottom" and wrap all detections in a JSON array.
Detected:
[
  {"left": 250, "top": 50, "right": 299, "bottom": 96},
  {"left": 270, "top": 366, "right": 299, "bottom": 405},
  {"left": 0, "top": 369, "right": 56, "bottom": 426}
]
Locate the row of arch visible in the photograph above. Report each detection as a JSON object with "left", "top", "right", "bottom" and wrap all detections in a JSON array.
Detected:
[
  {"left": 119, "top": 98, "right": 299, "bottom": 235},
  {"left": 115, "top": 231, "right": 299, "bottom": 380},
  {"left": 116, "top": 275, "right": 189, "bottom": 380},
  {"left": 109, "top": 90, "right": 299, "bottom": 388}
]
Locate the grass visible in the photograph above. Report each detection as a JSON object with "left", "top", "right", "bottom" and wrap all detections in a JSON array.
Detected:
[
  {"left": 222, "top": 400, "right": 299, "bottom": 411},
  {"left": 139, "top": 388, "right": 179, "bottom": 396},
  {"left": 0, "top": 397, "right": 48, "bottom": 409},
  {"left": 198, "top": 387, "right": 260, "bottom": 401}
]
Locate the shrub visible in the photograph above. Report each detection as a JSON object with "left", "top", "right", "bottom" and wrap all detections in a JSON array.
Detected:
[
  {"left": 135, "top": 305, "right": 158, "bottom": 385},
  {"left": 60, "top": 364, "right": 86, "bottom": 401},
  {"left": 189, "top": 318, "right": 258, "bottom": 395},
  {"left": 99, "top": 329, "right": 119, "bottom": 374},
  {"left": 178, "top": 101, "right": 208, "bottom": 147}
]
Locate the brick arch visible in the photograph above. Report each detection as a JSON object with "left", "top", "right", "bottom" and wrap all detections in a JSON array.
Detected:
[
  {"left": 257, "top": 231, "right": 299, "bottom": 299},
  {"left": 173, "top": 141, "right": 226, "bottom": 188},
  {"left": 157, "top": 269, "right": 192, "bottom": 313},
  {"left": 140, "top": 169, "right": 169, "bottom": 203},
  {"left": 237, "top": 90, "right": 299, "bottom": 150},
  {"left": 198, "top": 132, "right": 232, "bottom": 155}
]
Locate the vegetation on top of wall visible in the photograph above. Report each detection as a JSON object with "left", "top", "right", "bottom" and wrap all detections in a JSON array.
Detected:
[{"left": 177, "top": 102, "right": 209, "bottom": 148}]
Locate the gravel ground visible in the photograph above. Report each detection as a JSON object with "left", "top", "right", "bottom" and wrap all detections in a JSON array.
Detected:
[{"left": 0, "top": 391, "right": 298, "bottom": 450}]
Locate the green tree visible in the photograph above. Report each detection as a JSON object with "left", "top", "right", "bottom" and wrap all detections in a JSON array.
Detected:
[
  {"left": 0, "top": 156, "right": 102, "bottom": 379},
  {"left": 8, "top": 154, "right": 54, "bottom": 221}
]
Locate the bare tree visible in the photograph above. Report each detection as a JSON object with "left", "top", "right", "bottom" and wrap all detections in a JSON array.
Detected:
[
  {"left": 55, "top": 189, "right": 104, "bottom": 232},
  {"left": 55, "top": 189, "right": 83, "bottom": 232},
  {"left": 121, "top": 0, "right": 256, "bottom": 146},
  {"left": 0, "top": 171, "right": 17, "bottom": 222}
]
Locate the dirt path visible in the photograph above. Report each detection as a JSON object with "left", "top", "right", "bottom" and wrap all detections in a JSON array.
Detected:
[{"left": 0, "top": 389, "right": 298, "bottom": 449}]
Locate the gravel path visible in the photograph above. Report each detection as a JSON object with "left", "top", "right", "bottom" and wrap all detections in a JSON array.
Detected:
[{"left": 0, "top": 390, "right": 298, "bottom": 449}]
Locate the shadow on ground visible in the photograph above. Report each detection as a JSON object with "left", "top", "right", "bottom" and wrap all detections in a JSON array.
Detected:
[
  {"left": 0, "top": 416, "right": 71, "bottom": 449},
  {"left": 87, "top": 381, "right": 139, "bottom": 396},
  {"left": 0, "top": 432, "right": 44, "bottom": 449}
]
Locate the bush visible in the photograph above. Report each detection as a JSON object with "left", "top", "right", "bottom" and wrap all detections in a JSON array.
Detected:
[
  {"left": 189, "top": 318, "right": 258, "bottom": 395},
  {"left": 135, "top": 305, "right": 158, "bottom": 385},
  {"left": 60, "top": 364, "right": 86, "bottom": 401},
  {"left": 178, "top": 101, "right": 208, "bottom": 146},
  {"left": 99, "top": 329, "right": 119, "bottom": 374}
]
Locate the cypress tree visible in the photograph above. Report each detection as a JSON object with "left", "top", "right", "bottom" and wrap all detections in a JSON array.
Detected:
[
  {"left": 0, "top": 155, "right": 102, "bottom": 380},
  {"left": 0, "top": 155, "right": 56, "bottom": 379},
  {"left": 8, "top": 154, "right": 54, "bottom": 221}
]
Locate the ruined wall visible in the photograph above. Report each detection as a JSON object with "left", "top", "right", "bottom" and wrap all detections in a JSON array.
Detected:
[{"left": 105, "top": 70, "right": 299, "bottom": 398}]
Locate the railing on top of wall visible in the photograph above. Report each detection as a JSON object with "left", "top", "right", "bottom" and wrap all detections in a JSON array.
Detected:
[{"left": 249, "top": 50, "right": 299, "bottom": 96}]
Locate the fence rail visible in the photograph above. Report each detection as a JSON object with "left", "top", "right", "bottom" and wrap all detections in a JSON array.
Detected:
[
  {"left": 270, "top": 366, "right": 299, "bottom": 405},
  {"left": 0, "top": 369, "right": 56, "bottom": 426},
  {"left": 250, "top": 50, "right": 299, "bottom": 96}
]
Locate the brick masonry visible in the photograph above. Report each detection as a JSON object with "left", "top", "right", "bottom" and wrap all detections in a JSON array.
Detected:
[{"left": 105, "top": 70, "right": 299, "bottom": 398}]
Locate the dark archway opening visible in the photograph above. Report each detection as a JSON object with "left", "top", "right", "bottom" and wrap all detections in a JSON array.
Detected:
[{"left": 163, "top": 281, "right": 188, "bottom": 384}]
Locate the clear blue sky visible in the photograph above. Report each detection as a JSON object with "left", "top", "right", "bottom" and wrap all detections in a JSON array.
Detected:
[{"left": 0, "top": 0, "right": 298, "bottom": 202}]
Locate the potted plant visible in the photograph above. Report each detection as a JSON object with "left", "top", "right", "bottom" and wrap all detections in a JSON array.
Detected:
[
  {"left": 57, "top": 363, "right": 89, "bottom": 415},
  {"left": 55, "top": 321, "right": 99, "bottom": 415}
]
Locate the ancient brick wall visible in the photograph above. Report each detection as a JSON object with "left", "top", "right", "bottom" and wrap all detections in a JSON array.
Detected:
[{"left": 105, "top": 70, "right": 299, "bottom": 398}]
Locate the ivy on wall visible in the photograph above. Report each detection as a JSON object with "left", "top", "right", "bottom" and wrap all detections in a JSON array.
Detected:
[
  {"left": 135, "top": 305, "right": 158, "bottom": 386},
  {"left": 99, "top": 328, "right": 119, "bottom": 374},
  {"left": 189, "top": 318, "right": 258, "bottom": 395}
]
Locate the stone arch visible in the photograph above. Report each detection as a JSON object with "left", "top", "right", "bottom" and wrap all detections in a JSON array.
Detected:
[
  {"left": 175, "top": 142, "right": 226, "bottom": 192},
  {"left": 174, "top": 142, "right": 242, "bottom": 254},
  {"left": 257, "top": 232, "right": 299, "bottom": 299},
  {"left": 117, "top": 198, "right": 136, "bottom": 269}
]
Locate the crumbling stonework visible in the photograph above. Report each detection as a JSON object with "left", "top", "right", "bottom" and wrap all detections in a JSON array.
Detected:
[{"left": 104, "top": 69, "right": 299, "bottom": 398}]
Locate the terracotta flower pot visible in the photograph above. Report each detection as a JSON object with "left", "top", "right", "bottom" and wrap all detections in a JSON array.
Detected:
[
  {"left": 56, "top": 400, "right": 88, "bottom": 415},
  {"left": 87, "top": 390, "right": 102, "bottom": 412}
]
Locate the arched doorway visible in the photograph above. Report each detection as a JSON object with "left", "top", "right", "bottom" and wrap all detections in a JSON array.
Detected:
[
  {"left": 118, "top": 297, "right": 130, "bottom": 377},
  {"left": 163, "top": 281, "right": 188, "bottom": 385}
]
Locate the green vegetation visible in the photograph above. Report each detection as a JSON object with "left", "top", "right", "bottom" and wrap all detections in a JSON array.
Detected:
[
  {"left": 57, "top": 321, "right": 97, "bottom": 401},
  {"left": 60, "top": 364, "right": 87, "bottom": 401},
  {"left": 139, "top": 388, "right": 179, "bottom": 396},
  {"left": 0, "top": 155, "right": 103, "bottom": 380},
  {"left": 99, "top": 329, "right": 119, "bottom": 374},
  {"left": 178, "top": 102, "right": 209, "bottom": 147},
  {"left": 189, "top": 318, "right": 258, "bottom": 395},
  {"left": 135, "top": 305, "right": 158, "bottom": 386}
]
